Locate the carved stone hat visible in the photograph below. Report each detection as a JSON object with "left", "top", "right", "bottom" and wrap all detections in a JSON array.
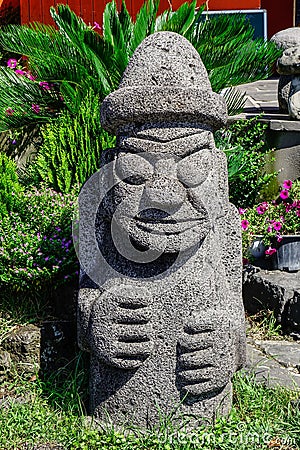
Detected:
[{"left": 100, "top": 31, "right": 227, "bottom": 134}]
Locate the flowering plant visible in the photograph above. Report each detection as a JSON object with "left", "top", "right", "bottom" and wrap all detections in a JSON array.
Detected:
[
  {"left": 0, "top": 185, "right": 78, "bottom": 293},
  {"left": 240, "top": 179, "right": 300, "bottom": 258}
]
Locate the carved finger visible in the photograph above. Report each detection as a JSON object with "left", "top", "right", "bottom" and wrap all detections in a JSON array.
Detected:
[
  {"left": 177, "top": 348, "right": 213, "bottom": 369},
  {"left": 178, "top": 334, "right": 214, "bottom": 353}
]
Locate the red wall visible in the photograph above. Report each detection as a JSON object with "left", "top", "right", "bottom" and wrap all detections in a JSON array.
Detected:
[
  {"left": 20, "top": 0, "right": 173, "bottom": 26},
  {"left": 19, "top": 0, "right": 294, "bottom": 38},
  {"left": 261, "top": 0, "right": 294, "bottom": 38},
  {"left": 208, "top": 0, "right": 260, "bottom": 9}
]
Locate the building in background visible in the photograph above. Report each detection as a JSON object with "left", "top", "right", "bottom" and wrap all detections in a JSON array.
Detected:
[{"left": 0, "top": 0, "right": 299, "bottom": 40}]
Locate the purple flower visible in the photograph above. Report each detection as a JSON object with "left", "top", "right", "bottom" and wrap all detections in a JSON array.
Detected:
[
  {"left": 280, "top": 190, "right": 289, "bottom": 200},
  {"left": 44, "top": 257, "right": 49, "bottom": 261},
  {"left": 241, "top": 219, "right": 249, "bottom": 230},
  {"left": 11, "top": 139, "right": 17, "bottom": 145},
  {"left": 265, "top": 247, "right": 277, "bottom": 256},
  {"left": 7, "top": 58, "right": 17, "bottom": 68},
  {"left": 277, "top": 235, "right": 283, "bottom": 243},
  {"left": 239, "top": 208, "right": 246, "bottom": 215},
  {"left": 282, "top": 179, "right": 293, "bottom": 190},
  {"left": 267, "top": 226, "right": 273, "bottom": 233},
  {"left": 273, "top": 221, "right": 282, "bottom": 231},
  {"left": 32, "top": 104, "right": 40, "bottom": 114},
  {"left": 256, "top": 205, "right": 267, "bottom": 215}
]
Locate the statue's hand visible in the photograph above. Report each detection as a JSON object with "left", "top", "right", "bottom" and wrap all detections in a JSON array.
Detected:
[
  {"left": 90, "top": 291, "right": 153, "bottom": 370},
  {"left": 177, "top": 312, "right": 234, "bottom": 399}
]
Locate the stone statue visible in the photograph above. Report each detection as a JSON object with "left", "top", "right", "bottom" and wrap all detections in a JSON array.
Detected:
[
  {"left": 77, "top": 31, "right": 246, "bottom": 428},
  {"left": 271, "top": 28, "right": 300, "bottom": 118}
]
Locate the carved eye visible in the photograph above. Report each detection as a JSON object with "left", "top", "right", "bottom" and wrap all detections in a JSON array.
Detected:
[
  {"left": 115, "top": 153, "right": 153, "bottom": 185},
  {"left": 177, "top": 150, "right": 212, "bottom": 187}
]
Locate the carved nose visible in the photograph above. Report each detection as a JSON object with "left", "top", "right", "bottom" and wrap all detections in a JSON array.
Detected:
[{"left": 144, "top": 177, "right": 186, "bottom": 210}]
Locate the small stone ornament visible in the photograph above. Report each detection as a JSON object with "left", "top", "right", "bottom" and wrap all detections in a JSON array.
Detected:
[
  {"left": 77, "top": 31, "right": 246, "bottom": 428},
  {"left": 271, "top": 28, "right": 300, "bottom": 118}
]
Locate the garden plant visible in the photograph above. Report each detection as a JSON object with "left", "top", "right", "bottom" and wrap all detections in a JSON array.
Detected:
[{"left": 241, "top": 179, "right": 300, "bottom": 258}]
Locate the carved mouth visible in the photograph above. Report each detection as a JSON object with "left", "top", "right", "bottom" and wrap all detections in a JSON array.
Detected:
[{"left": 134, "top": 216, "right": 205, "bottom": 235}]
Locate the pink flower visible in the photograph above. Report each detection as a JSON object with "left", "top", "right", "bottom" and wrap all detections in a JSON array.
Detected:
[
  {"left": 282, "top": 179, "right": 293, "bottom": 190},
  {"left": 296, "top": 209, "right": 300, "bottom": 218},
  {"left": 32, "top": 104, "right": 40, "bottom": 113},
  {"left": 26, "top": 72, "right": 36, "bottom": 81},
  {"left": 7, "top": 58, "right": 17, "bottom": 68},
  {"left": 280, "top": 190, "right": 289, "bottom": 200},
  {"left": 39, "top": 81, "right": 50, "bottom": 90},
  {"left": 241, "top": 219, "right": 249, "bottom": 230},
  {"left": 239, "top": 208, "right": 246, "bottom": 215},
  {"left": 15, "top": 69, "right": 26, "bottom": 76},
  {"left": 5, "top": 108, "right": 14, "bottom": 116},
  {"left": 277, "top": 235, "right": 283, "bottom": 242},
  {"left": 285, "top": 204, "right": 292, "bottom": 213},
  {"left": 273, "top": 221, "right": 282, "bottom": 231},
  {"left": 93, "top": 21, "right": 101, "bottom": 30},
  {"left": 267, "top": 226, "right": 273, "bottom": 233},
  {"left": 265, "top": 247, "right": 277, "bottom": 256},
  {"left": 256, "top": 204, "right": 267, "bottom": 214}
]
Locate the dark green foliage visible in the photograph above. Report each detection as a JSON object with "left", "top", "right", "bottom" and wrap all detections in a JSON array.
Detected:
[
  {"left": 0, "top": 153, "right": 23, "bottom": 217},
  {"left": 0, "top": 1, "right": 281, "bottom": 131},
  {"left": 27, "top": 91, "right": 116, "bottom": 193},
  {"left": 215, "top": 117, "right": 276, "bottom": 208}
]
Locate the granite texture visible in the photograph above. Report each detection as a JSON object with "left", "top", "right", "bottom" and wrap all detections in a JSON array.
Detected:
[{"left": 78, "top": 31, "right": 246, "bottom": 428}]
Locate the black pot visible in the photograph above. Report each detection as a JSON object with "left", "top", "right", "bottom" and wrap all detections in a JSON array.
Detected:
[{"left": 272, "top": 235, "right": 300, "bottom": 272}]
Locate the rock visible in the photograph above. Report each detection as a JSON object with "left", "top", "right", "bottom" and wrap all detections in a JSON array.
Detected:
[
  {"left": 1, "top": 324, "right": 40, "bottom": 376},
  {"left": 243, "top": 268, "right": 300, "bottom": 333},
  {"left": 78, "top": 31, "right": 246, "bottom": 428},
  {"left": 271, "top": 27, "right": 300, "bottom": 51}
]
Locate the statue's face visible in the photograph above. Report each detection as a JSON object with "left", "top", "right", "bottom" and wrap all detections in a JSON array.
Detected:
[{"left": 107, "top": 128, "right": 223, "bottom": 255}]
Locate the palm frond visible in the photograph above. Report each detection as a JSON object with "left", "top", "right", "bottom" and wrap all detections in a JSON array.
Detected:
[
  {"left": 221, "top": 87, "right": 246, "bottom": 116},
  {"left": 158, "top": 0, "right": 198, "bottom": 36},
  {"left": 129, "top": 0, "right": 159, "bottom": 55}
]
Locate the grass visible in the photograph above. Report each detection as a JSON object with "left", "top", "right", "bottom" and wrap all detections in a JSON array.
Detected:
[
  {"left": 246, "top": 309, "right": 286, "bottom": 341},
  {"left": 0, "top": 358, "right": 299, "bottom": 450}
]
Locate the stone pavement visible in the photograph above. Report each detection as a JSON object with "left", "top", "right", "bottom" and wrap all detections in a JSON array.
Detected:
[
  {"left": 246, "top": 339, "right": 300, "bottom": 389},
  {"left": 232, "top": 78, "right": 300, "bottom": 131}
]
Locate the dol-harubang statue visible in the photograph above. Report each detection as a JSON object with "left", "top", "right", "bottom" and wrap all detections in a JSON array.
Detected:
[{"left": 77, "top": 31, "right": 246, "bottom": 428}]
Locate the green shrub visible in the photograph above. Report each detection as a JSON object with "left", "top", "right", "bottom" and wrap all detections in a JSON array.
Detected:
[
  {"left": 215, "top": 117, "right": 276, "bottom": 208},
  {"left": 0, "top": 152, "right": 23, "bottom": 217},
  {"left": 0, "top": 184, "right": 77, "bottom": 294},
  {"left": 27, "top": 91, "right": 115, "bottom": 193},
  {"left": 0, "top": 1, "right": 281, "bottom": 131}
]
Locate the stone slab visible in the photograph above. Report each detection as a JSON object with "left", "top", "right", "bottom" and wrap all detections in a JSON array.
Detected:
[
  {"left": 256, "top": 340, "right": 300, "bottom": 370},
  {"left": 246, "top": 344, "right": 300, "bottom": 389}
]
